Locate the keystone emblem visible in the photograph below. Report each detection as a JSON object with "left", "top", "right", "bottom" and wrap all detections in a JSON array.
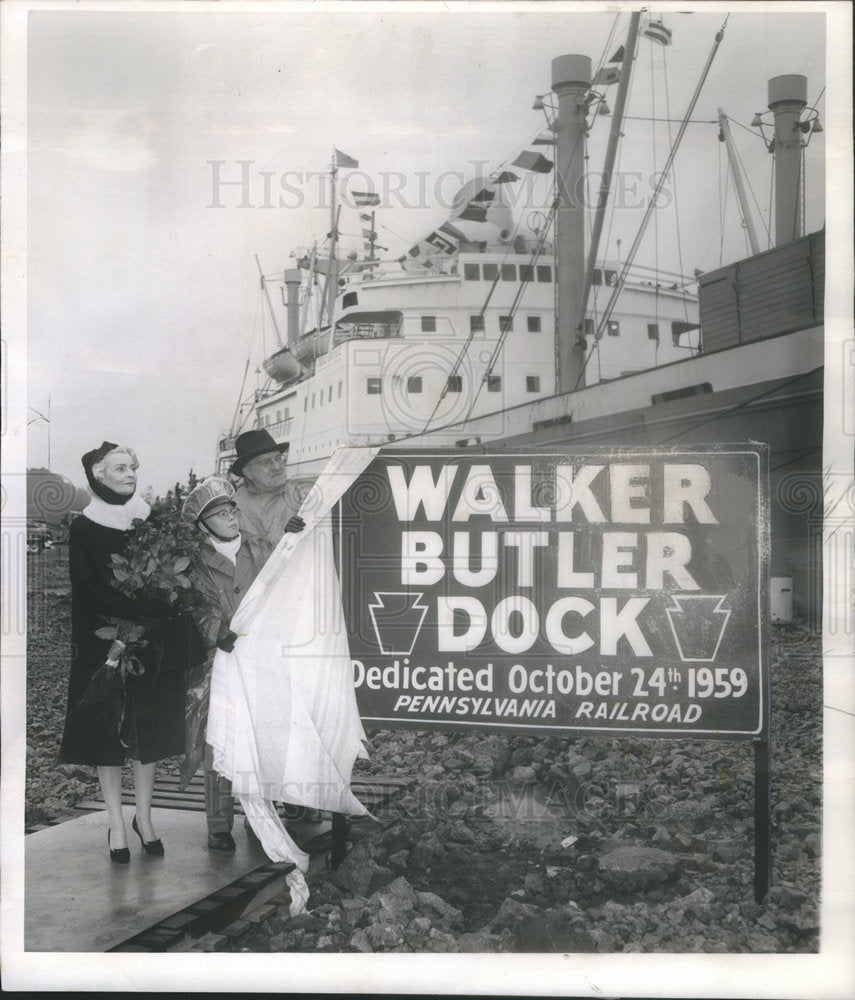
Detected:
[
  {"left": 368, "top": 592, "right": 429, "bottom": 655},
  {"left": 665, "top": 594, "right": 731, "bottom": 662}
]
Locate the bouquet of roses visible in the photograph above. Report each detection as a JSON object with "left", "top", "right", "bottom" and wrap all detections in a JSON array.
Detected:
[{"left": 77, "top": 505, "right": 207, "bottom": 746}]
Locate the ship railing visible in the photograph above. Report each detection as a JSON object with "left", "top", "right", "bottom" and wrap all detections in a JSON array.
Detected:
[
  {"left": 334, "top": 320, "right": 402, "bottom": 344},
  {"left": 261, "top": 417, "right": 293, "bottom": 438}
]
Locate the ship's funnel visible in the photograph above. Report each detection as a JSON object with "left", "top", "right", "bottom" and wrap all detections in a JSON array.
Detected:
[
  {"left": 551, "top": 54, "right": 591, "bottom": 392},
  {"left": 283, "top": 268, "right": 302, "bottom": 346},
  {"left": 768, "top": 74, "right": 807, "bottom": 246}
]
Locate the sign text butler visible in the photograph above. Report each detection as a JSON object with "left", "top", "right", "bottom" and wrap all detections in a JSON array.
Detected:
[{"left": 338, "top": 447, "right": 769, "bottom": 739}]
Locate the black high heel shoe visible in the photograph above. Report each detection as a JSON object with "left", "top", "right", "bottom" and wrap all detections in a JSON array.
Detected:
[
  {"left": 108, "top": 829, "right": 130, "bottom": 865},
  {"left": 132, "top": 815, "right": 164, "bottom": 857}
]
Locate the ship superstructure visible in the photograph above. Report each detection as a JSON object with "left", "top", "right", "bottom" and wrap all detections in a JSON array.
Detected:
[{"left": 215, "top": 13, "right": 825, "bottom": 614}]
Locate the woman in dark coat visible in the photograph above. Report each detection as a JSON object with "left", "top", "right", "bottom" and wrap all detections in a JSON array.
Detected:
[{"left": 59, "top": 442, "right": 187, "bottom": 863}]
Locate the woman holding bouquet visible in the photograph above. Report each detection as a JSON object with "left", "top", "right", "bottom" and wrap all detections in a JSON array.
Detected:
[{"left": 59, "top": 442, "right": 191, "bottom": 864}]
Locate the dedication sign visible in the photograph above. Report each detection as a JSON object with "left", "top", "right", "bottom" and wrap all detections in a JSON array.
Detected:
[{"left": 337, "top": 447, "right": 769, "bottom": 739}]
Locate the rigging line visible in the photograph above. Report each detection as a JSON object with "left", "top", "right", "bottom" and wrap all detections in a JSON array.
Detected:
[
  {"left": 655, "top": 367, "right": 823, "bottom": 445},
  {"left": 729, "top": 126, "right": 772, "bottom": 247},
  {"left": 623, "top": 116, "right": 717, "bottom": 124},
  {"left": 649, "top": 31, "right": 661, "bottom": 335},
  {"left": 729, "top": 116, "right": 772, "bottom": 144},
  {"left": 591, "top": 15, "right": 730, "bottom": 346},
  {"left": 423, "top": 123, "right": 582, "bottom": 433},
  {"left": 455, "top": 208, "right": 557, "bottom": 428},
  {"left": 719, "top": 148, "right": 730, "bottom": 267},
  {"left": 418, "top": 247, "right": 514, "bottom": 433},
  {"left": 771, "top": 446, "right": 822, "bottom": 473}
]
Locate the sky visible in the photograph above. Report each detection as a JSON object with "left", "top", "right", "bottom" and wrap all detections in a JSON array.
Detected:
[{"left": 15, "top": 1, "right": 836, "bottom": 495}]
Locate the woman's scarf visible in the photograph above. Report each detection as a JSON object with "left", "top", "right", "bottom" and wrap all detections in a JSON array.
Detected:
[{"left": 82, "top": 493, "right": 151, "bottom": 532}]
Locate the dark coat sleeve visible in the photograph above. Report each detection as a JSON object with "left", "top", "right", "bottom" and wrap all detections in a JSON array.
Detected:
[{"left": 68, "top": 519, "right": 159, "bottom": 619}]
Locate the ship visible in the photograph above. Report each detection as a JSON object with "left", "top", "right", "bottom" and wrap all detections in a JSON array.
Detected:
[{"left": 216, "top": 12, "right": 825, "bottom": 618}]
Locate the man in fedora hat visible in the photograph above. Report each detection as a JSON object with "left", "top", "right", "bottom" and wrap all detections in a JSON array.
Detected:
[{"left": 230, "top": 429, "right": 305, "bottom": 568}]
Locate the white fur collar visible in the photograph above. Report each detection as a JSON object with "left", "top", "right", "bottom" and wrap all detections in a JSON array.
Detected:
[{"left": 82, "top": 494, "right": 151, "bottom": 531}]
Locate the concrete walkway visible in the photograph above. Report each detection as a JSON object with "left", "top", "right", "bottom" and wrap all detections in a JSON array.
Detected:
[{"left": 25, "top": 806, "right": 271, "bottom": 952}]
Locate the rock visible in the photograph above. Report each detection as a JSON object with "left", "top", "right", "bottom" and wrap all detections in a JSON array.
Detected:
[
  {"left": 409, "top": 831, "right": 445, "bottom": 870},
  {"left": 660, "top": 799, "right": 716, "bottom": 834},
  {"left": 571, "top": 760, "right": 592, "bottom": 780},
  {"left": 457, "top": 928, "right": 503, "bottom": 952},
  {"left": 366, "top": 922, "right": 405, "bottom": 950},
  {"left": 387, "top": 850, "right": 410, "bottom": 872},
  {"left": 651, "top": 825, "right": 673, "bottom": 848},
  {"left": 426, "top": 927, "right": 460, "bottom": 952},
  {"left": 708, "top": 839, "right": 743, "bottom": 863},
  {"left": 598, "top": 846, "right": 680, "bottom": 893},
  {"left": 489, "top": 896, "right": 542, "bottom": 931},
  {"left": 771, "top": 884, "right": 808, "bottom": 908},
  {"left": 443, "top": 819, "right": 475, "bottom": 844},
  {"left": 513, "top": 909, "right": 597, "bottom": 953},
  {"left": 804, "top": 833, "right": 821, "bottom": 857},
  {"left": 329, "top": 843, "right": 395, "bottom": 897},
  {"left": 675, "top": 887, "right": 715, "bottom": 913},
  {"left": 415, "top": 891, "right": 464, "bottom": 931},
  {"left": 471, "top": 754, "right": 494, "bottom": 776},
  {"left": 511, "top": 765, "right": 538, "bottom": 784},
  {"left": 348, "top": 928, "right": 372, "bottom": 952},
  {"left": 369, "top": 876, "right": 417, "bottom": 923}
]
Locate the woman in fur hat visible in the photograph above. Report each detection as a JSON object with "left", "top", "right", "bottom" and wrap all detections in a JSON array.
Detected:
[{"left": 59, "top": 442, "right": 188, "bottom": 863}]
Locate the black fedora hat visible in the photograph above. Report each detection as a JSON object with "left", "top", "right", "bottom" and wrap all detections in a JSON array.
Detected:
[{"left": 230, "top": 429, "right": 289, "bottom": 476}]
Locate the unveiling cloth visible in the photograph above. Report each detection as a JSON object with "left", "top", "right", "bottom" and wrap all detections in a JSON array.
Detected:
[{"left": 206, "top": 446, "right": 378, "bottom": 911}]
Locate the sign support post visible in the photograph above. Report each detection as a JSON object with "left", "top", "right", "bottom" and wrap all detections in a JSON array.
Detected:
[{"left": 753, "top": 738, "right": 772, "bottom": 903}]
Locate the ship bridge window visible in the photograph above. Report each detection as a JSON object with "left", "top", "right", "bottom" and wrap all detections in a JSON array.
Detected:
[
  {"left": 470, "top": 315, "right": 485, "bottom": 333},
  {"left": 366, "top": 377, "right": 382, "bottom": 395},
  {"left": 447, "top": 375, "right": 462, "bottom": 393},
  {"left": 519, "top": 264, "right": 534, "bottom": 282},
  {"left": 483, "top": 263, "right": 499, "bottom": 281},
  {"left": 593, "top": 268, "right": 602, "bottom": 285},
  {"left": 584, "top": 318, "right": 595, "bottom": 339},
  {"left": 421, "top": 316, "right": 437, "bottom": 332},
  {"left": 648, "top": 323, "right": 660, "bottom": 341},
  {"left": 607, "top": 320, "right": 620, "bottom": 337},
  {"left": 464, "top": 263, "right": 480, "bottom": 281},
  {"left": 501, "top": 264, "right": 516, "bottom": 281},
  {"left": 486, "top": 375, "right": 501, "bottom": 392},
  {"left": 342, "top": 291, "right": 358, "bottom": 309},
  {"left": 605, "top": 270, "right": 618, "bottom": 286},
  {"left": 500, "top": 315, "right": 514, "bottom": 333},
  {"left": 526, "top": 376, "right": 541, "bottom": 392},
  {"left": 527, "top": 316, "right": 541, "bottom": 333},
  {"left": 536, "top": 265, "right": 552, "bottom": 283},
  {"left": 407, "top": 376, "right": 423, "bottom": 393}
]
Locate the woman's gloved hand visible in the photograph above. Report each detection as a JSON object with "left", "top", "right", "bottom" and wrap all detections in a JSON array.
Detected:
[{"left": 285, "top": 516, "right": 305, "bottom": 534}]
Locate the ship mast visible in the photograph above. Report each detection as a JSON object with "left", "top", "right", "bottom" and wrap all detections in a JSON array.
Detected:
[
  {"left": 581, "top": 12, "right": 642, "bottom": 329},
  {"left": 551, "top": 53, "right": 592, "bottom": 393},
  {"left": 717, "top": 109, "right": 761, "bottom": 255},
  {"left": 320, "top": 154, "right": 341, "bottom": 328}
]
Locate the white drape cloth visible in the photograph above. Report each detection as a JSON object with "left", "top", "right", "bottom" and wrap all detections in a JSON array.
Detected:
[{"left": 206, "top": 447, "right": 378, "bottom": 912}]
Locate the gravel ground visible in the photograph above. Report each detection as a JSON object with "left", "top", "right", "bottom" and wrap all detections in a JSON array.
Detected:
[{"left": 26, "top": 546, "right": 822, "bottom": 953}]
